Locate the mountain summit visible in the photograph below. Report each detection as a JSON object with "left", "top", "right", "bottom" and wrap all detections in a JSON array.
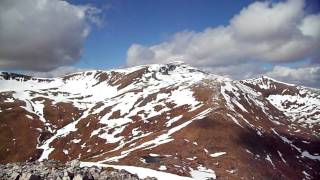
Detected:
[{"left": 0, "top": 63, "right": 319, "bottom": 179}]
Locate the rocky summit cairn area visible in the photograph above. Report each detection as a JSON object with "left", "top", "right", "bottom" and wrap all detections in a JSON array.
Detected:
[{"left": 0, "top": 160, "right": 157, "bottom": 180}]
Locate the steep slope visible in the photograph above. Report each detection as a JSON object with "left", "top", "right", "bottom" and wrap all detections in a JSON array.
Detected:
[{"left": 0, "top": 62, "right": 319, "bottom": 179}]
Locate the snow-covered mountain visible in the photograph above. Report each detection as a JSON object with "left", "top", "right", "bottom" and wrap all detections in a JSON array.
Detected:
[{"left": 0, "top": 62, "right": 319, "bottom": 179}]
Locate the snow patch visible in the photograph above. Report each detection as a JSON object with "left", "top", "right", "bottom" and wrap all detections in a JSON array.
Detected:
[
  {"left": 189, "top": 165, "right": 216, "bottom": 180},
  {"left": 210, "top": 152, "right": 226, "bottom": 158},
  {"left": 80, "top": 162, "right": 193, "bottom": 180}
]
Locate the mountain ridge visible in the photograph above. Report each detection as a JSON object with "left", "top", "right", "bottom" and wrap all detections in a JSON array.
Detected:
[
  {"left": 0, "top": 62, "right": 319, "bottom": 179},
  {"left": 1, "top": 69, "right": 319, "bottom": 92}
]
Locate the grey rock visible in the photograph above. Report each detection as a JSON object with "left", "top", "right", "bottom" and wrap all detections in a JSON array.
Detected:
[
  {"left": 73, "top": 174, "right": 82, "bottom": 180},
  {"left": 20, "top": 172, "right": 32, "bottom": 180},
  {"left": 11, "top": 171, "right": 20, "bottom": 179},
  {"left": 0, "top": 160, "right": 156, "bottom": 180},
  {"left": 68, "top": 160, "right": 80, "bottom": 169},
  {"left": 29, "top": 174, "right": 42, "bottom": 180}
]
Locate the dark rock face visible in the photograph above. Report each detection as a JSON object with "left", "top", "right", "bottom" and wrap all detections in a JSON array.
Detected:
[
  {"left": 159, "top": 64, "right": 177, "bottom": 75},
  {"left": 0, "top": 72, "right": 53, "bottom": 83},
  {"left": 141, "top": 156, "right": 162, "bottom": 163},
  {"left": 0, "top": 72, "right": 32, "bottom": 81},
  {"left": 0, "top": 160, "right": 156, "bottom": 180}
]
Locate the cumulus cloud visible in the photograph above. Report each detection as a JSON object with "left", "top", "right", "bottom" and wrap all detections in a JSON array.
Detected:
[
  {"left": 0, "top": 0, "right": 101, "bottom": 71},
  {"left": 203, "top": 63, "right": 268, "bottom": 80},
  {"left": 126, "top": 0, "right": 320, "bottom": 87},
  {"left": 266, "top": 65, "right": 320, "bottom": 88},
  {"left": 23, "top": 66, "right": 90, "bottom": 78}
]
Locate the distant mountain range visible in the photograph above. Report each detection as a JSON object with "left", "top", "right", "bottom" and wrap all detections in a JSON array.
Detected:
[{"left": 0, "top": 62, "right": 319, "bottom": 179}]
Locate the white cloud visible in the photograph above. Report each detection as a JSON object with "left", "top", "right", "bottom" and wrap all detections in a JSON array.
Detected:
[
  {"left": 230, "top": 0, "right": 304, "bottom": 42},
  {"left": 126, "top": 0, "right": 320, "bottom": 87},
  {"left": 299, "top": 14, "right": 320, "bottom": 38},
  {"left": 23, "top": 66, "right": 90, "bottom": 78},
  {"left": 0, "top": 0, "right": 101, "bottom": 71},
  {"left": 203, "top": 63, "right": 268, "bottom": 80},
  {"left": 266, "top": 65, "right": 320, "bottom": 88}
]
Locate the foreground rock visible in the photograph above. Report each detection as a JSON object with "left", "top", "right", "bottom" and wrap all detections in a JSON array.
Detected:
[{"left": 0, "top": 160, "right": 156, "bottom": 180}]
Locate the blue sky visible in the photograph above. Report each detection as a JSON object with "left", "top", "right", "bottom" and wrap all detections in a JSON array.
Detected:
[
  {"left": 72, "top": 0, "right": 256, "bottom": 69},
  {"left": 70, "top": 0, "right": 319, "bottom": 70},
  {"left": 0, "top": 0, "right": 319, "bottom": 87}
]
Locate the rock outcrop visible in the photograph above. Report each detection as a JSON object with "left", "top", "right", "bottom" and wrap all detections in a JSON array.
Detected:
[{"left": 0, "top": 160, "right": 156, "bottom": 180}]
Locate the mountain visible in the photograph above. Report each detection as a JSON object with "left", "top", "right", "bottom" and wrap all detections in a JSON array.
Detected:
[{"left": 0, "top": 62, "right": 319, "bottom": 180}]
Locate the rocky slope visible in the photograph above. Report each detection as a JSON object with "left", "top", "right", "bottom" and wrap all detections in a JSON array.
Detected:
[
  {"left": 0, "top": 160, "right": 154, "bottom": 180},
  {"left": 0, "top": 62, "right": 319, "bottom": 179}
]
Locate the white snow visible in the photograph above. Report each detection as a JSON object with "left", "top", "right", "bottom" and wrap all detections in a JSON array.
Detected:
[
  {"left": 166, "top": 115, "right": 183, "bottom": 127},
  {"left": 277, "top": 151, "right": 286, "bottom": 163},
  {"left": 210, "top": 152, "right": 226, "bottom": 158},
  {"left": 302, "top": 171, "right": 311, "bottom": 179},
  {"left": 93, "top": 125, "right": 126, "bottom": 144},
  {"left": 265, "top": 155, "right": 275, "bottom": 168},
  {"left": 32, "top": 100, "right": 46, "bottom": 123},
  {"left": 267, "top": 92, "right": 320, "bottom": 127},
  {"left": 102, "top": 108, "right": 212, "bottom": 162},
  {"left": 38, "top": 148, "right": 54, "bottom": 161},
  {"left": 80, "top": 162, "right": 193, "bottom": 180},
  {"left": 301, "top": 150, "right": 320, "bottom": 161},
  {"left": 159, "top": 165, "right": 167, "bottom": 171},
  {"left": 186, "top": 157, "right": 197, "bottom": 161},
  {"left": 63, "top": 149, "right": 69, "bottom": 155},
  {"left": 226, "top": 113, "right": 243, "bottom": 127},
  {"left": 4, "top": 98, "right": 14, "bottom": 102},
  {"left": 71, "top": 139, "right": 81, "bottom": 143},
  {"left": 37, "top": 104, "right": 95, "bottom": 161},
  {"left": 169, "top": 87, "right": 199, "bottom": 108},
  {"left": 2, "top": 62, "right": 318, "bottom": 178},
  {"left": 149, "top": 153, "right": 160, "bottom": 157},
  {"left": 189, "top": 165, "right": 216, "bottom": 180},
  {"left": 271, "top": 128, "right": 302, "bottom": 152},
  {"left": 193, "top": 141, "right": 198, "bottom": 146},
  {"left": 25, "top": 114, "right": 33, "bottom": 119}
]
